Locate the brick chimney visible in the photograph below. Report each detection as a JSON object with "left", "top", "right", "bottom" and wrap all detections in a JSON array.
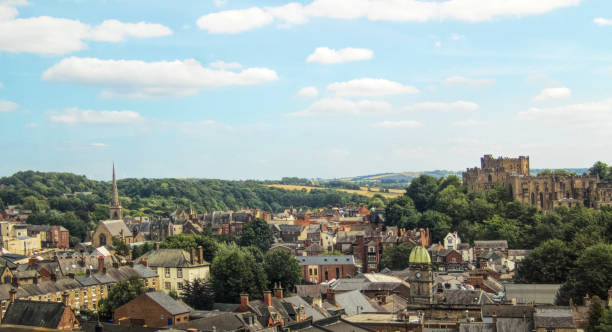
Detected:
[
  {"left": 190, "top": 247, "right": 196, "bottom": 265},
  {"left": 9, "top": 288, "right": 16, "bottom": 302},
  {"left": 239, "top": 293, "right": 250, "bottom": 311},
  {"left": 28, "top": 257, "right": 38, "bottom": 267},
  {"left": 326, "top": 288, "right": 336, "bottom": 306},
  {"left": 139, "top": 259, "right": 148, "bottom": 267},
  {"left": 264, "top": 290, "right": 272, "bottom": 306},
  {"left": 61, "top": 291, "right": 70, "bottom": 306},
  {"left": 273, "top": 282, "right": 283, "bottom": 299},
  {"left": 198, "top": 246, "right": 204, "bottom": 264},
  {"left": 98, "top": 256, "right": 105, "bottom": 273}
]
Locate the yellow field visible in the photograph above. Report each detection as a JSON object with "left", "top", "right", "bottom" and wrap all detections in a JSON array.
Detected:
[{"left": 266, "top": 184, "right": 404, "bottom": 198}]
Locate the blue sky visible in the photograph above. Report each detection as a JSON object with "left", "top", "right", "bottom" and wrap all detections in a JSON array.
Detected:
[{"left": 1, "top": 0, "right": 611, "bottom": 180}]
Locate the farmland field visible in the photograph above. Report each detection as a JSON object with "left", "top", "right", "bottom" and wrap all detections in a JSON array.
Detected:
[{"left": 266, "top": 184, "right": 404, "bottom": 199}]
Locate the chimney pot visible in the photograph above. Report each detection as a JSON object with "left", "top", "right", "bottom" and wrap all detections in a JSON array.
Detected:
[
  {"left": 239, "top": 293, "right": 250, "bottom": 311},
  {"left": 198, "top": 245, "right": 204, "bottom": 264},
  {"left": 264, "top": 290, "right": 272, "bottom": 306}
]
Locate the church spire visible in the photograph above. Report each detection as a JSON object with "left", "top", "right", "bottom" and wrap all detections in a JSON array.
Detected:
[{"left": 110, "top": 163, "right": 123, "bottom": 220}]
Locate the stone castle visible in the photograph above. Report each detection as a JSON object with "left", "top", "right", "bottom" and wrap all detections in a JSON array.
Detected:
[{"left": 463, "top": 154, "right": 612, "bottom": 210}]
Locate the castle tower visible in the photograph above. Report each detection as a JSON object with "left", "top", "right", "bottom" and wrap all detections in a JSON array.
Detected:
[
  {"left": 109, "top": 163, "right": 123, "bottom": 220},
  {"left": 407, "top": 245, "right": 433, "bottom": 304}
]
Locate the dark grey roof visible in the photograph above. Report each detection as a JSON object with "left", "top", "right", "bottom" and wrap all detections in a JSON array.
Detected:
[
  {"left": 100, "top": 219, "right": 132, "bottom": 237},
  {"left": 145, "top": 291, "right": 191, "bottom": 315},
  {"left": 75, "top": 275, "right": 100, "bottom": 286},
  {"left": 534, "top": 308, "right": 575, "bottom": 328},
  {"left": 331, "top": 279, "right": 369, "bottom": 292},
  {"left": 474, "top": 240, "right": 508, "bottom": 249},
  {"left": 482, "top": 304, "right": 535, "bottom": 318},
  {"left": 1, "top": 300, "right": 67, "bottom": 328},
  {"left": 504, "top": 284, "right": 561, "bottom": 304},
  {"left": 138, "top": 249, "right": 207, "bottom": 267},
  {"left": 284, "top": 295, "right": 328, "bottom": 321},
  {"left": 459, "top": 324, "right": 495, "bottom": 332},
  {"left": 437, "top": 290, "right": 493, "bottom": 305},
  {"left": 334, "top": 290, "right": 376, "bottom": 316},
  {"left": 212, "top": 302, "right": 241, "bottom": 312},
  {"left": 296, "top": 256, "right": 355, "bottom": 266},
  {"left": 174, "top": 312, "right": 248, "bottom": 331},
  {"left": 496, "top": 318, "right": 533, "bottom": 332},
  {"left": 132, "top": 263, "right": 158, "bottom": 278}
]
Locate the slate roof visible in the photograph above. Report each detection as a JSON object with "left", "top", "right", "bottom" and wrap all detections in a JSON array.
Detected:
[
  {"left": 284, "top": 295, "right": 329, "bottom": 321},
  {"left": 482, "top": 304, "right": 535, "bottom": 318},
  {"left": 534, "top": 308, "right": 575, "bottom": 328},
  {"left": 504, "top": 284, "right": 561, "bottom": 304},
  {"left": 137, "top": 249, "right": 205, "bottom": 267},
  {"left": 100, "top": 219, "right": 132, "bottom": 237},
  {"left": 436, "top": 290, "right": 494, "bottom": 305},
  {"left": 1, "top": 300, "right": 68, "bottom": 328},
  {"left": 334, "top": 290, "right": 377, "bottom": 316},
  {"left": 296, "top": 284, "right": 328, "bottom": 299},
  {"left": 474, "top": 240, "right": 508, "bottom": 249},
  {"left": 145, "top": 291, "right": 191, "bottom": 315},
  {"left": 296, "top": 256, "right": 355, "bottom": 266},
  {"left": 331, "top": 279, "right": 369, "bottom": 292},
  {"left": 174, "top": 312, "right": 250, "bottom": 331}
]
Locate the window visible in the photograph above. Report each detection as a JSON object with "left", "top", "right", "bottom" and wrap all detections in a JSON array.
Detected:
[
  {"left": 165, "top": 282, "right": 171, "bottom": 290},
  {"left": 177, "top": 282, "right": 183, "bottom": 289},
  {"left": 335, "top": 268, "right": 340, "bottom": 278},
  {"left": 177, "top": 268, "right": 183, "bottom": 278},
  {"left": 314, "top": 269, "right": 317, "bottom": 276},
  {"left": 309, "top": 268, "right": 313, "bottom": 275},
  {"left": 165, "top": 268, "right": 171, "bottom": 278}
]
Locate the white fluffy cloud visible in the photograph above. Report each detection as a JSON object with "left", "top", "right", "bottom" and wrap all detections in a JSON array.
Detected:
[
  {"left": 196, "top": 7, "right": 274, "bottom": 34},
  {"left": 373, "top": 120, "right": 423, "bottom": 128},
  {"left": 404, "top": 101, "right": 479, "bottom": 112},
  {"left": 0, "top": 3, "right": 172, "bottom": 55},
  {"left": 306, "top": 47, "right": 373, "bottom": 64},
  {"left": 209, "top": 61, "right": 242, "bottom": 70},
  {"left": 452, "top": 119, "right": 486, "bottom": 127},
  {"left": 48, "top": 108, "right": 144, "bottom": 124},
  {"left": 532, "top": 87, "right": 571, "bottom": 102},
  {"left": 88, "top": 20, "right": 171, "bottom": 42},
  {"left": 288, "top": 98, "right": 391, "bottom": 116},
  {"left": 327, "top": 78, "right": 419, "bottom": 97},
  {"left": 443, "top": 76, "right": 495, "bottom": 87},
  {"left": 0, "top": 99, "right": 18, "bottom": 112},
  {"left": 197, "top": 0, "right": 580, "bottom": 33},
  {"left": 42, "top": 57, "right": 279, "bottom": 98},
  {"left": 297, "top": 86, "right": 319, "bottom": 98},
  {"left": 594, "top": 17, "right": 612, "bottom": 26},
  {"left": 517, "top": 99, "right": 612, "bottom": 131}
]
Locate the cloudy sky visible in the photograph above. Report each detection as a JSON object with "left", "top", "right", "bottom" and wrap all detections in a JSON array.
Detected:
[{"left": 1, "top": 0, "right": 611, "bottom": 180}]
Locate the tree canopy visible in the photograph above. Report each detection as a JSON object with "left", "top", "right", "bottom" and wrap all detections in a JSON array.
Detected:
[
  {"left": 98, "top": 276, "right": 145, "bottom": 321},
  {"left": 210, "top": 244, "right": 268, "bottom": 303},
  {"left": 239, "top": 218, "right": 274, "bottom": 252},
  {"left": 379, "top": 243, "right": 414, "bottom": 270}
]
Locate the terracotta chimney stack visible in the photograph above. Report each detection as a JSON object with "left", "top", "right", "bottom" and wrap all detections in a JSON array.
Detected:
[
  {"left": 264, "top": 290, "right": 272, "bottom": 306},
  {"left": 273, "top": 282, "right": 283, "bottom": 299},
  {"left": 190, "top": 247, "right": 196, "bottom": 265},
  {"left": 198, "top": 246, "right": 204, "bottom": 264},
  {"left": 239, "top": 293, "right": 250, "bottom": 311},
  {"left": 98, "top": 256, "right": 105, "bottom": 273},
  {"left": 28, "top": 257, "right": 38, "bottom": 267}
]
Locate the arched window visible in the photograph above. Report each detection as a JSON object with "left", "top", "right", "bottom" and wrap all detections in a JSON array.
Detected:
[
  {"left": 488, "top": 175, "right": 493, "bottom": 183},
  {"left": 539, "top": 192, "right": 544, "bottom": 209},
  {"left": 99, "top": 234, "right": 107, "bottom": 246}
]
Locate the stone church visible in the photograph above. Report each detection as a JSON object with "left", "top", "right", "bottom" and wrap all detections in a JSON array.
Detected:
[{"left": 463, "top": 154, "right": 612, "bottom": 210}]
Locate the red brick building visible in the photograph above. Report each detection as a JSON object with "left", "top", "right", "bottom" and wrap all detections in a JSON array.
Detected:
[
  {"left": 114, "top": 291, "right": 191, "bottom": 327},
  {"left": 26, "top": 224, "right": 70, "bottom": 249},
  {"left": 295, "top": 255, "right": 357, "bottom": 284}
]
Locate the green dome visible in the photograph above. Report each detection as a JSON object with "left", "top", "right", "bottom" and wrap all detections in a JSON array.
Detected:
[{"left": 409, "top": 246, "right": 431, "bottom": 264}]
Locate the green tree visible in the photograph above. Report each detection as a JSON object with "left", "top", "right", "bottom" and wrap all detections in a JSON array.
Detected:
[
  {"left": 181, "top": 278, "right": 215, "bottom": 310},
  {"left": 384, "top": 195, "right": 420, "bottom": 229},
  {"left": 515, "top": 239, "right": 574, "bottom": 283},
  {"left": 419, "top": 210, "right": 451, "bottom": 242},
  {"left": 264, "top": 250, "right": 301, "bottom": 293},
  {"left": 239, "top": 218, "right": 274, "bottom": 252},
  {"left": 587, "top": 296, "right": 605, "bottom": 332},
  {"left": 595, "top": 308, "right": 612, "bottom": 332},
  {"left": 98, "top": 276, "right": 145, "bottom": 321},
  {"left": 112, "top": 236, "right": 130, "bottom": 257},
  {"left": 406, "top": 175, "right": 439, "bottom": 212},
  {"left": 557, "top": 244, "right": 612, "bottom": 305},
  {"left": 379, "top": 243, "right": 414, "bottom": 270},
  {"left": 210, "top": 244, "right": 267, "bottom": 303},
  {"left": 160, "top": 234, "right": 219, "bottom": 262},
  {"left": 589, "top": 161, "right": 610, "bottom": 181}
]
